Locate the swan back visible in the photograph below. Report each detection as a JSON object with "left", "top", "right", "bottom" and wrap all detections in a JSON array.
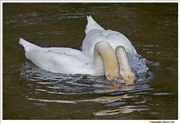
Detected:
[{"left": 83, "top": 16, "right": 137, "bottom": 55}]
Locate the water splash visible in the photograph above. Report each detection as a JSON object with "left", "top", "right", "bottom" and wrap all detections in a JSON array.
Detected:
[
  {"left": 127, "top": 53, "right": 148, "bottom": 73},
  {"left": 127, "top": 53, "right": 155, "bottom": 84}
]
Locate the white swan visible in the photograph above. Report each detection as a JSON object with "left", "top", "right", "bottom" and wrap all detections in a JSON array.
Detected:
[
  {"left": 19, "top": 15, "right": 136, "bottom": 85},
  {"left": 19, "top": 38, "right": 120, "bottom": 80},
  {"left": 82, "top": 16, "right": 135, "bottom": 85},
  {"left": 82, "top": 15, "right": 137, "bottom": 56}
]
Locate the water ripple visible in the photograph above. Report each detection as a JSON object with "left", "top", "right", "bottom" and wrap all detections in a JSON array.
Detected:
[
  {"left": 20, "top": 61, "right": 154, "bottom": 116},
  {"left": 94, "top": 105, "right": 149, "bottom": 116}
]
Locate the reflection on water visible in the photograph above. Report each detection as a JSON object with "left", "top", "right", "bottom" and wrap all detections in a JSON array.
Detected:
[
  {"left": 20, "top": 62, "right": 153, "bottom": 94},
  {"left": 3, "top": 3, "right": 178, "bottom": 119},
  {"left": 19, "top": 61, "right": 153, "bottom": 117},
  {"left": 27, "top": 93, "right": 135, "bottom": 104},
  {"left": 94, "top": 105, "right": 149, "bottom": 116}
]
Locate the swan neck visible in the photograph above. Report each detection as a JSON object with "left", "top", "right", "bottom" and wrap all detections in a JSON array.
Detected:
[
  {"left": 94, "top": 41, "right": 119, "bottom": 80},
  {"left": 115, "top": 46, "right": 135, "bottom": 85}
]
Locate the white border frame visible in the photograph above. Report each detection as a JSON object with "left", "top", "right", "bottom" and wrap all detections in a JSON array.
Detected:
[{"left": 0, "top": 1, "right": 179, "bottom": 124}]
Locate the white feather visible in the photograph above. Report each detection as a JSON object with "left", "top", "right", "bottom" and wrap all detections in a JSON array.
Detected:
[{"left": 82, "top": 16, "right": 137, "bottom": 56}]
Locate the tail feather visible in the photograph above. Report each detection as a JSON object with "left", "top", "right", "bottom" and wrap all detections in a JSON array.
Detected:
[
  {"left": 19, "top": 38, "right": 40, "bottom": 52},
  {"left": 85, "top": 15, "right": 104, "bottom": 34}
]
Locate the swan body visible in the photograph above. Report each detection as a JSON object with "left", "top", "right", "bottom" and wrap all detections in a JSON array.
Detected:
[
  {"left": 19, "top": 38, "right": 120, "bottom": 80},
  {"left": 82, "top": 16, "right": 137, "bottom": 56}
]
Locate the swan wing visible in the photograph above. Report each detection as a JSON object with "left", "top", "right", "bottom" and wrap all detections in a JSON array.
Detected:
[
  {"left": 19, "top": 38, "right": 94, "bottom": 75},
  {"left": 25, "top": 49, "right": 92, "bottom": 75},
  {"left": 44, "top": 47, "right": 93, "bottom": 62}
]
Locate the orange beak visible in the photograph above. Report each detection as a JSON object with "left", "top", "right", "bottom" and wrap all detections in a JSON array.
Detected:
[{"left": 113, "top": 82, "right": 121, "bottom": 88}]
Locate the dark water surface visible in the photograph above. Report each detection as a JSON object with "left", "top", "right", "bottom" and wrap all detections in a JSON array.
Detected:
[{"left": 3, "top": 3, "right": 178, "bottom": 119}]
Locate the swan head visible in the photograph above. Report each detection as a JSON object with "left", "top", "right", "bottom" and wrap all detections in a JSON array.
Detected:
[
  {"left": 106, "top": 71, "right": 123, "bottom": 88},
  {"left": 115, "top": 46, "right": 135, "bottom": 85}
]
